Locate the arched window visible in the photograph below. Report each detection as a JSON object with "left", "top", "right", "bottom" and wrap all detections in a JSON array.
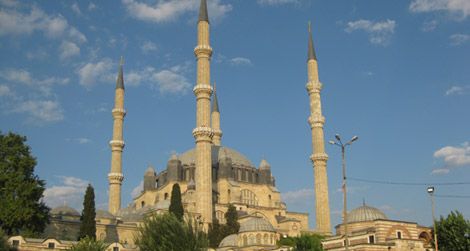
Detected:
[
  {"left": 216, "top": 210, "right": 226, "bottom": 224},
  {"left": 256, "top": 234, "right": 261, "bottom": 244},
  {"left": 228, "top": 189, "right": 231, "bottom": 201},
  {"left": 263, "top": 234, "right": 268, "bottom": 244},
  {"left": 241, "top": 189, "right": 258, "bottom": 206},
  {"left": 249, "top": 234, "right": 255, "bottom": 245},
  {"left": 164, "top": 193, "right": 169, "bottom": 200},
  {"left": 243, "top": 235, "right": 248, "bottom": 246},
  {"left": 141, "top": 201, "right": 145, "bottom": 207}
]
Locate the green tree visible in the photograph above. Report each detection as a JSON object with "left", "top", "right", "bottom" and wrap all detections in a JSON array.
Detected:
[
  {"left": 435, "top": 210, "right": 470, "bottom": 251},
  {"left": 0, "top": 132, "right": 49, "bottom": 236},
  {"left": 208, "top": 218, "right": 223, "bottom": 248},
  {"left": 69, "top": 236, "right": 106, "bottom": 251},
  {"left": 1, "top": 228, "right": 16, "bottom": 251},
  {"left": 222, "top": 204, "right": 239, "bottom": 236},
  {"left": 136, "top": 213, "right": 208, "bottom": 251},
  {"left": 169, "top": 183, "right": 184, "bottom": 221},
  {"left": 78, "top": 184, "right": 96, "bottom": 240},
  {"left": 278, "top": 234, "right": 324, "bottom": 251}
]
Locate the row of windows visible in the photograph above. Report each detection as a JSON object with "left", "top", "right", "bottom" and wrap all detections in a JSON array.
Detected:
[{"left": 241, "top": 233, "right": 275, "bottom": 246}]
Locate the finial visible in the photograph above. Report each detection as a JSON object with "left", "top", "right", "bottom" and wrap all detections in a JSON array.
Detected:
[
  {"left": 212, "top": 82, "right": 219, "bottom": 113},
  {"left": 213, "top": 81, "right": 217, "bottom": 93},
  {"left": 116, "top": 57, "right": 125, "bottom": 89},
  {"left": 198, "top": 0, "right": 209, "bottom": 23},
  {"left": 363, "top": 198, "right": 366, "bottom": 206},
  {"left": 307, "top": 21, "right": 317, "bottom": 61}
]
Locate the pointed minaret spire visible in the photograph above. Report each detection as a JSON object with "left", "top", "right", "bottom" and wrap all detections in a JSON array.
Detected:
[
  {"left": 308, "top": 22, "right": 317, "bottom": 61},
  {"left": 198, "top": 0, "right": 209, "bottom": 23},
  {"left": 211, "top": 82, "right": 222, "bottom": 145},
  {"left": 116, "top": 56, "right": 125, "bottom": 89},
  {"left": 108, "top": 57, "right": 127, "bottom": 215},
  {"left": 305, "top": 22, "right": 331, "bottom": 234}
]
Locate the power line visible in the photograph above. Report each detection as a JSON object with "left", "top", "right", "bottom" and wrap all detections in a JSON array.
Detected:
[
  {"left": 435, "top": 194, "right": 470, "bottom": 199},
  {"left": 348, "top": 177, "right": 470, "bottom": 186}
]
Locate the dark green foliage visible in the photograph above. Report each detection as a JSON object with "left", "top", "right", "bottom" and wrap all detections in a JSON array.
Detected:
[
  {"left": 208, "top": 218, "right": 223, "bottom": 248},
  {"left": 69, "top": 236, "right": 106, "bottom": 251},
  {"left": 0, "top": 132, "right": 50, "bottom": 236},
  {"left": 169, "top": 183, "right": 184, "bottom": 221},
  {"left": 1, "top": 228, "right": 16, "bottom": 251},
  {"left": 222, "top": 204, "right": 239, "bottom": 236},
  {"left": 136, "top": 213, "right": 208, "bottom": 251},
  {"left": 78, "top": 184, "right": 96, "bottom": 240},
  {"left": 278, "top": 234, "right": 324, "bottom": 251},
  {"left": 435, "top": 210, "right": 470, "bottom": 251}
]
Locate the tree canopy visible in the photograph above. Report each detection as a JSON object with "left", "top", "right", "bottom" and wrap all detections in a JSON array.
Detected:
[
  {"left": 169, "top": 183, "right": 184, "bottom": 221},
  {"left": 78, "top": 184, "right": 96, "bottom": 240},
  {"left": 435, "top": 210, "right": 470, "bottom": 251},
  {"left": 223, "top": 204, "right": 239, "bottom": 236},
  {"left": 0, "top": 131, "right": 49, "bottom": 236},
  {"left": 69, "top": 236, "right": 106, "bottom": 251},
  {"left": 136, "top": 213, "right": 208, "bottom": 251},
  {"left": 278, "top": 234, "right": 324, "bottom": 251}
]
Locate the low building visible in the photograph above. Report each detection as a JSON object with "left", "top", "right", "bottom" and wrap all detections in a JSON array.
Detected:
[{"left": 322, "top": 203, "right": 434, "bottom": 251}]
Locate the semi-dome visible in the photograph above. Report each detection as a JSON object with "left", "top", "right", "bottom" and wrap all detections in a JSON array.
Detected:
[
  {"left": 50, "top": 205, "right": 80, "bottom": 217},
  {"left": 96, "top": 209, "right": 115, "bottom": 219},
  {"left": 179, "top": 145, "right": 254, "bottom": 167},
  {"left": 145, "top": 166, "right": 156, "bottom": 176},
  {"left": 219, "top": 234, "right": 238, "bottom": 248},
  {"left": 259, "top": 159, "right": 271, "bottom": 170},
  {"left": 348, "top": 204, "right": 387, "bottom": 223},
  {"left": 239, "top": 217, "right": 276, "bottom": 233}
]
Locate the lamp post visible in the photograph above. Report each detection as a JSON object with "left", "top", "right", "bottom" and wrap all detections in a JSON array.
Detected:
[
  {"left": 329, "top": 134, "right": 358, "bottom": 251},
  {"left": 427, "top": 186, "right": 438, "bottom": 251}
]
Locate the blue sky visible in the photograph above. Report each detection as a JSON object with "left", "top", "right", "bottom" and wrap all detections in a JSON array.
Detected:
[{"left": 0, "top": 0, "right": 469, "bottom": 230}]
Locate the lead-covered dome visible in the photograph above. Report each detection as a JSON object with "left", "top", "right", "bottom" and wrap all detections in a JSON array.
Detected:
[
  {"left": 348, "top": 204, "right": 387, "bottom": 223},
  {"left": 219, "top": 234, "right": 238, "bottom": 248},
  {"left": 50, "top": 205, "right": 80, "bottom": 217},
  {"left": 239, "top": 217, "right": 276, "bottom": 233},
  {"left": 179, "top": 145, "right": 254, "bottom": 167}
]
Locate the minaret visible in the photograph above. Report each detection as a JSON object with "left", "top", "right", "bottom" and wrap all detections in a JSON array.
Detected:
[
  {"left": 306, "top": 23, "right": 331, "bottom": 234},
  {"left": 108, "top": 57, "right": 126, "bottom": 215},
  {"left": 211, "top": 82, "right": 222, "bottom": 146},
  {"left": 193, "top": 0, "right": 213, "bottom": 227}
]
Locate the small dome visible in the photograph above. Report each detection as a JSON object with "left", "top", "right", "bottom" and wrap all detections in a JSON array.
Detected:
[
  {"left": 259, "top": 159, "right": 270, "bottom": 170},
  {"left": 50, "top": 206, "right": 80, "bottom": 217},
  {"left": 219, "top": 234, "right": 238, "bottom": 248},
  {"left": 348, "top": 204, "right": 387, "bottom": 223},
  {"left": 145, "top": 166, "right": 156, "bottom": 176},
  {"left": 239, "top": 217, "right": 275, "bottom": 233},
  {"left": 96, "top": 209, "right": 115, "bottom": 219},
  {"left": 169, "top": 153, "right": 179, "bottom": 161}
]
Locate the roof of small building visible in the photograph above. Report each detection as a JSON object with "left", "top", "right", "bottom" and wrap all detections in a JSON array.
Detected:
[
  {"left": 239, "top": 217, "right": 276, "bottom": 233},
  {"left": 348, "top": 203, "right": 387, "bottom": 223},
  {"left": 179, "top": 145, "right": 254, "bottom": 167},
  {"left": 96, "top": 209, "right": 115, "bottom": 219},
  {"left": 50, "top": 206, "right": 80, "bottom": 217},
  {"left": 219, "top": 234, "right": 238, "bottom": 248}
]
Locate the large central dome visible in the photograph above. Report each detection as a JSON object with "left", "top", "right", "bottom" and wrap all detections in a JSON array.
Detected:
[
  {"left": 348, "top": 204, "right": 387, "bottom": 223},
  {"left": 178, "top": 145, "right": 254, "bottom": 167}
]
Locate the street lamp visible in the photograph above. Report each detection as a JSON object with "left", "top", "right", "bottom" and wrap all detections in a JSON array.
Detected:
[
  {"left": 427, "top": 186, "right": 439, "bottom": 251},
  {"left": 329, "top": 134, "right": 358, "bottom": 251}
]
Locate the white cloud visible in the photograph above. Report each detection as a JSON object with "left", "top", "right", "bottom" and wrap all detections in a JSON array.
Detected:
[
  {"left": 43, "top": 176, "right": 89, "bottom": 209},
  {"left": 122, "top": 0, "right": 232, "bottom": 23},
  {"left": 88, "top": 2, "right": 97, "bottom": 11},
  {"left": 434, "top": 142, "right": 470, "bottom": 168},
  {"left": 0, "top": 85, "right": 12, "bottom": 96},
  {"left": 257, "top": 0, "right": 298, "bottom": 6},
  {"left": 67, "top": 137, "right": 92, "bottom": 144},
  {"left": 445, "top": 85, "right": 469, "bottom": 95},
  {"left": 0, "top": 68, "right": 32, "bottom": 84},
  {"left": 59, "top": 41, "right": 80, "bottom": 60},
  {"left": 281, "top": 188, "right": 314, "bottom": 203},
  {"left": 26, "top": 50, "right": 48, "bottom": 60},
  {"left": 71, "top": 3, "right": 81, "bottom": 15},
  {"left": 422, "top": 20, "right": 438, "bottom": 32},
  {"left": 0, "top": 6, "right": 87, "bottom": 43},
  {"left": 345, "top": 19, "right": 396, "bottom": 46},
  {"left": 141, "top": 40, "right": 157, "bottom": 53},
  {"left": 410, "top": 0, "right": 470, "bottom": 19},
  {"left": 131, "top": 181, "right": 144, "bottom": 198},
  {"left": 431, "top": 168, "right": 451, "bottom": 175},
  {"left": 229, "top": 57, "right": 253, "bottom": 66},
  {"left": 153, "top": 69, "right": 191, "bottom": 94},
  {"left": 12, "top": 100, "right": 64, "bottom": 123},
  {"left": 77, "top": 58, "right": 114, "bottom": 88},
  {"left": 449, "top": 33, "right": 470, "bottom": 45}
]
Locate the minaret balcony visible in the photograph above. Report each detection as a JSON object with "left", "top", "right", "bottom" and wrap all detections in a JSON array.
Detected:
[
  {"left": 310, "top": 153, "right": 329, "bottom": 163},
  {"left": 194, "top": 45, "right": 213, "bottom": 57},
  {"left": 193, "top": 84, "right": 213, "bottom": 95},
  {"left": 308, "top": 115, "right": 325, "bottom": 128},
  {"left": 112, "top": 108, "right": 127, "bottom": 117},
  {"left": 108, "top": 172, "right": 124, "bottom": 184},
  {"left": 306, "top": 81, "right": 323, "bottom": 94},
  {"left": 192, "top": 126, "right": 214, "bottom": 142}
]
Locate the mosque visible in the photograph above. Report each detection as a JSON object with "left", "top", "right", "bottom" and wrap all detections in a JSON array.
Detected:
[{"left": 7, "top": 1, "right": 434, "bottom": 250}]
